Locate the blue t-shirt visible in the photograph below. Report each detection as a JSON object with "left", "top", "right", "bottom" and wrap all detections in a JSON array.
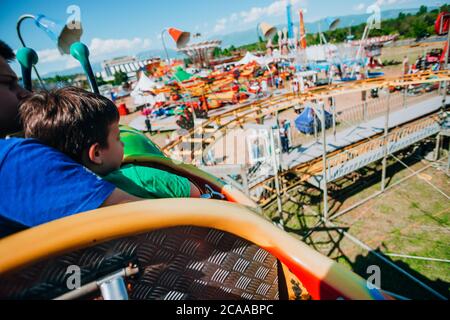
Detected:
[{"left": 0, "top": 138, "right": 116, "bottom": 238}]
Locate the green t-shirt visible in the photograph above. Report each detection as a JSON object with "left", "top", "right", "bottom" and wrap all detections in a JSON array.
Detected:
[{"left": 103, "top": 164, "right": 191, "bottom": 199}]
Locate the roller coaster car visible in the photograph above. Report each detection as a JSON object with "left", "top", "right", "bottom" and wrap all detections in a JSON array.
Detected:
[
  {"left": 407, "top": 82, "right": 439, "bottom": 95},
  {"left": 119, "top": 126, "right": 254, "bottom": 206},
  {"left": 423, "top": 82, "right": 439, "bottom": 93},
  {"left": 388, "top": 85, "right": 403, "bottom": 93},
  {"left": 315, "top": 78, "right": 331, "bottom": 87},
  {"left": 0, "top": 128, "right": 390, "bottom": 300}
]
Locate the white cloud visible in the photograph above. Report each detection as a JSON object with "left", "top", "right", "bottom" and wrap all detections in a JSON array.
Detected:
[
  {"left": 240, "top": 7, "right": 265, "bottom": 24},
  {"left": 65, "top": 57, "right": 81, "bottom": 69},
  {"left": 36, "top": 37, "right": 152, "bottom": 64},
  {"left": 27, "top": 48, "right": 79, "bottom": 74},
  {"left": 230, "top": 13, "right": 239, "bottom": 22},
  {"left": 89, "top": 37, "right": 152, "bottom": 57},
  {"left": 37, "top": 48, "right": 66, "bottom": 64},
  {"left": 34, "top": 48, "right": 79, "bottom": 70},
  {"left": 240, "top": 0, "right": 305, "bottom": 23},
  {"left": 143, "top": 38, "right": 151, "bottom": 48},
  {"left": 214, "top": 18, "right": 227, "bottom": 33},
  {"left": 354, "top": 3, "right": 366, "bottom": 11},
  {"left": 212, "top": 0, "right": 306, "bottom": 34},
  {"left": 376, "top": 0, "right": 399, "bottom": 6},
  {"left": 33, "top": 37, "right": 153, "bottom": 73}
]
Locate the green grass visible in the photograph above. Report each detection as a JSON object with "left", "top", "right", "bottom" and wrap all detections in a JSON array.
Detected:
[{"left": 265, "top": 145, "right": 450, "bottom": 299}]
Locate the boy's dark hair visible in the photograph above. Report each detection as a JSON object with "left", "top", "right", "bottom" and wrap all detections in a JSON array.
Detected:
[
  {"left": 0, "top": 40, "right": 15, "bottom": 62},
  {"left": 20, "top": 86, "right": 119, "bottom": 162}
]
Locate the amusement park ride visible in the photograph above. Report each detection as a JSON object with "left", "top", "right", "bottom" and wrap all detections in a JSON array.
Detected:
[
  {"left": 1, "top": 5, "right": 449, "bottom": 301},
  {"left": 0, "top": 12, "right": 393, "bottom": 301}
]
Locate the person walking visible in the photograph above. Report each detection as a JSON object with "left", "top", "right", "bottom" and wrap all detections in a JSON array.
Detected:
[
  {"left": 292, "top": 79, "right": 299, "bottom": 97},
  {"left": 402, "top": 56, "right": 409, "bottom": 75},
  {"left": 145, "top": 114, "right": 152, "bottom": 134},
  {"left": 280, "top": 119, "right": 290, "bottom": 153}
]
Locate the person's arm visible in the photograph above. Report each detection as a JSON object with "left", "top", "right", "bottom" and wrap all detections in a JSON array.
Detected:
[
  {"left": 100, "top": 188, "right": 144, "bottom": 207},
  {"left": 0, "top": 140, "right": 146, "bottom": 229},
  {"left": 189, "top": 182, "right": 202, "bottom": 198}
]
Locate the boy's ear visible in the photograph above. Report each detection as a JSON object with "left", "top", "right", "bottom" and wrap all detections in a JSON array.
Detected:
[{"left": 88, "top": 143, "right": 103, "bottom": 165}]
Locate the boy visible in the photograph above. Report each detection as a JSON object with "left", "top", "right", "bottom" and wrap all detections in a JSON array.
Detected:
[
  {"left": 20, "top": 87, "right": 201, "bottom": 199},
  {"left": 1, "top": 40, "right": 142, "bottom": 237}
]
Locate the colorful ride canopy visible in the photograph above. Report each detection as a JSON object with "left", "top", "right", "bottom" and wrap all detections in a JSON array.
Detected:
[{"left": 171, "top": 67, "right": 194, "bottom": 82}]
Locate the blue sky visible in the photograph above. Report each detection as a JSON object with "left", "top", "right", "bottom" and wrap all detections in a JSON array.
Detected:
[{"left": 0, "top": 0, "right": 437, "bottom": 75}]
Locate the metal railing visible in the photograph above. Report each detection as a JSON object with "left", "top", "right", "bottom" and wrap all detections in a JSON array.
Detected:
[{"left": 325, "top": 114, "right": 441, "bottom": 184}]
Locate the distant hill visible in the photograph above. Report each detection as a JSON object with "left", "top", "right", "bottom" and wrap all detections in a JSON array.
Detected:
[
  {"left": 43, "top": 62, "right": 103, "bottom": 78},
  {"left": 214, "top": 7, "right": 435, "bottom": 47},
  {"left": 136, "top": 48, "right": 180, "bottom": 60}
]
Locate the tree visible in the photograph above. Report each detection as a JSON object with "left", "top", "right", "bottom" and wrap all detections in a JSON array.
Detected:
[
  {"left": 183, "top": 57, "right": 193, "bottom": 67},
  {"left": 413, "top": 19, "right": 429, "bottom": 39},
  {"left": 273, "top": 33, "right": 279, "bottom": 45},
  {"left": 213, "top": 47, "right": 222, "bottom": 58},
  {"left": 96, "top": 75, "right": 106, "bottom": 86},
  {"left": 417, "top": 5, "right": 427, "bottom": 16},
  {"left": 113, "top": 71, "right": 128, "bottom": 86}
]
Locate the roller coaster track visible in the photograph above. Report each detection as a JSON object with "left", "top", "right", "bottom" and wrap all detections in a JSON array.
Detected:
[
  {"left": 162, "top": 70, "right": 450, "bottom": 158},
  {"left": 249, "top": 112, "right": 442, "bottom": 207},
  {"left": 161, "top": 70, "right": 448, "bottom": 206}
]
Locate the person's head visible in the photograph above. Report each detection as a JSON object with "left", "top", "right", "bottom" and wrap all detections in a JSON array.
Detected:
[
  {"left": 20, "top": 86, "right": 123, "bottom": 176},
  {"left": 0, "top": 40, "right": 30, "bottom": 136}
]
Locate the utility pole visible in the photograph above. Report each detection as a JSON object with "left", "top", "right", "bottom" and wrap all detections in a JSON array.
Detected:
[
  {"left": 330, "top": 96, "right": 337, "bottom": 141},
  {"left": 269, "top": 128, "right": 284, "bottom": 227},
  {"left": 447, "top": 141, "right": 450, "bottom": 175},
  {"left": 313, "top": 104, "right": 318, "bottom": 143},
  {"left": 434, "top": 133, "right": 441, "bottom": 161},
  {"left": 441, "top": 13, "right": 450, "bottom": 113},
  {"left": 403, "top": 84, "right": 407, "bottom": 109},
  {"left": 319, "top": 101, "right": 329, "bottom": 221},
  {"left": 381, "top": 90, "right": 391, "bottom": 192},
  {"left": 362, "top": 90, "right": 367, "bottom": 121}
]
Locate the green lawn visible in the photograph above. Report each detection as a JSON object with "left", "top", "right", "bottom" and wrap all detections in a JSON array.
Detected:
[{"left": 264, "top": 142, "right": 450, "bottom": 299}]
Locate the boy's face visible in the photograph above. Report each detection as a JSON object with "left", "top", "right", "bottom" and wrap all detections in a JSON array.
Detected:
[
  {"left": 0, "top": 57, "right": 30, "bottom": 136},
  {"left": 97, "top": 120, "right": 124, "bottom": 174}
]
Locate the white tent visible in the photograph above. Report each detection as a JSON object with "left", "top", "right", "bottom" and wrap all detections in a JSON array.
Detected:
[
  {"left": 236, "top": 52, "right": 266, "bottom": 65},
  {"left": 130, "top": 72, "right": 162, "bottom": 106},
  {"left": 131, "top": 72, "right": 159, "bottom": 95}
]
